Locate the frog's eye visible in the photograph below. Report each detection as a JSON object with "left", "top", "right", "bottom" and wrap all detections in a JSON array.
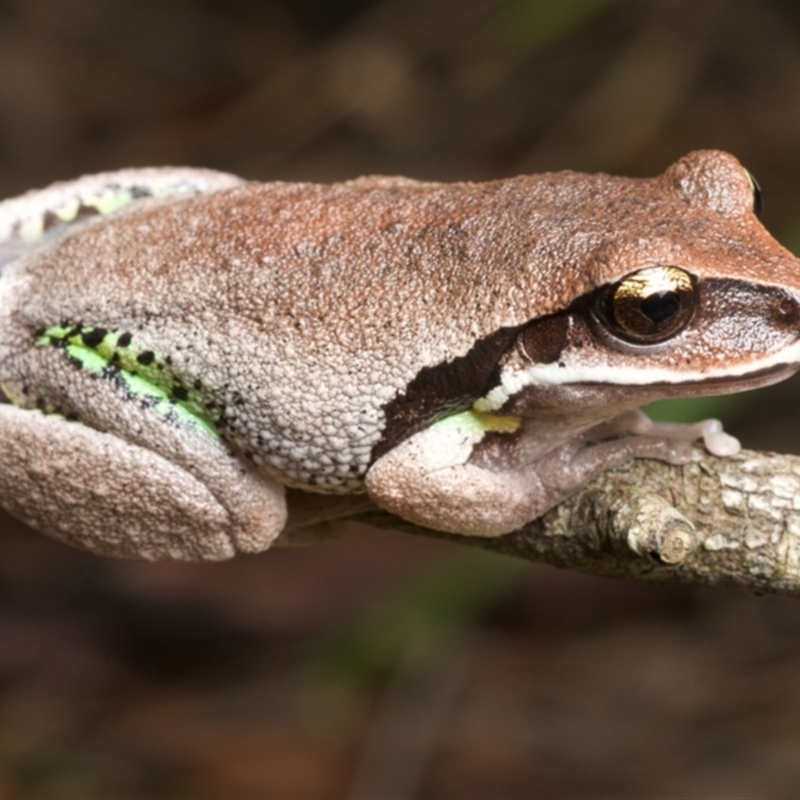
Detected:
[
  {"left": 600, "top": 266, "right": 696, "bottom": 345},
  {"left": 745, "top": 169, "right": 763, "bottom": 217}
]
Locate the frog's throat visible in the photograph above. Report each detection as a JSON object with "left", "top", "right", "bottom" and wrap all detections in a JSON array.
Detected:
[{"left": 39, "top": 324, "right": 220, "bottom": 438}]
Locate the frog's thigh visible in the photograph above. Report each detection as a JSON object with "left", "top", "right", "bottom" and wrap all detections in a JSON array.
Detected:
[
  {"left": 0, "top": 406, "right": 286, "bottom": 560},
  {"left": 365, "top": 424, "right": 546, "bottom": 537}
]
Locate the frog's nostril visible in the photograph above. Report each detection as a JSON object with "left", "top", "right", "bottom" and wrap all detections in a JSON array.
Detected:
[{"left": 773, "top": 293, "right": 800, "bottom": 327}]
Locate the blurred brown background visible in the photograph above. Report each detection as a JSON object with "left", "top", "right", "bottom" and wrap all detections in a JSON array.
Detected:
[{"left": 3, "top": 1, "right": 800, "bottom": 797}]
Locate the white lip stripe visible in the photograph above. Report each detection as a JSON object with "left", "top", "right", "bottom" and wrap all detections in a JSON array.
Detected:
[{"left": 477, "top": 338, "right": 800, "bottom": 410}]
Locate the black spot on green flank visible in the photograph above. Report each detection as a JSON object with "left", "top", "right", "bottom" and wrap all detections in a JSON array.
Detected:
[{"left": 81, "top": 327, "right": 108, "bottom": 348}]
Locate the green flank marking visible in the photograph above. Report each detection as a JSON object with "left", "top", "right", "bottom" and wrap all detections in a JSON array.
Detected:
[
  {"left": 40, "top": 324, "right": 219, "bottom": 438},
  {"left": 432, "top": 407, "right": 521, "bottom": 435}
]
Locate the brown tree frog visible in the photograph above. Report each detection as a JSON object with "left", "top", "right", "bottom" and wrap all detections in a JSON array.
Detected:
[{"left": 0, "top": 151, "right": 798, "bottom": 560}]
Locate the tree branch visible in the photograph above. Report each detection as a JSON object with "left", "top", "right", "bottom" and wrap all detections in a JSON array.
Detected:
[{"left": 355, "top": 448, "right": 800, "bottom": 597}]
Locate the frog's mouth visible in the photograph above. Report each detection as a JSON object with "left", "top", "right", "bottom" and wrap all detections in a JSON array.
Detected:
[{"left": 489, "top": 358, "right": 800, "bottom": 416}]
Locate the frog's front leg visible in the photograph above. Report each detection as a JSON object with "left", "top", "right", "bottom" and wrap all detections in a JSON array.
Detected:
[
  {"left": 0, "top": 405, "right": 286, "bottom": 560},
  {"left": 365, "top": 410, "right": 702, "bottom": 537}
]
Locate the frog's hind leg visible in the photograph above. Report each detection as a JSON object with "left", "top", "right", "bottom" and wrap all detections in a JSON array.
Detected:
[
  {"left": 0, "top": 405, "right": 286, "bottom": 560},
  {"left": 0, "top": 166, "right": 244, "bottom": 270}
]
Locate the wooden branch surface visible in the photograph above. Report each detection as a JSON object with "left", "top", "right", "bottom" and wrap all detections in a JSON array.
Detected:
[{"left": 355, "top": 448, "right": 800, "bottom": 597}]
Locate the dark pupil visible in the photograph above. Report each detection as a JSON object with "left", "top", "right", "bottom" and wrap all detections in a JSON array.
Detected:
[{"left": 640, "top": 291, "right": 680, "bottom": 323}]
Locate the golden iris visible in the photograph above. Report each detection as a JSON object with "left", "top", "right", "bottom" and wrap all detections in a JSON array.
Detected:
[{"left": 604, "top": 266, "right": 696, "bottom": 344}]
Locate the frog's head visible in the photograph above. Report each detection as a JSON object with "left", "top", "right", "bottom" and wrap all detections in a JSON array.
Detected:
[{"left": 479, "top": 150, "right": 800, "bottom": 418}]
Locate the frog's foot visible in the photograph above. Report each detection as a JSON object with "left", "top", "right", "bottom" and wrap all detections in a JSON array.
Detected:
[
  {"left": 0, "top": 405, "right": 286, "bottom": 560},
  {"left": 594, "top": 409, "right": 741, "bottom": 457}
]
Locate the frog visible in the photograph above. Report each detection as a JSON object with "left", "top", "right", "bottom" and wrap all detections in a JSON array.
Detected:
[{"left": 0, "top": 150, "right": 798, "bottom": 561}]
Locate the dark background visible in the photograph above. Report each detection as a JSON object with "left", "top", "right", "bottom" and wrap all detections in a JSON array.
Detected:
[{"left": 3, "top": 1, "right": 800, "bottom": 797}]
